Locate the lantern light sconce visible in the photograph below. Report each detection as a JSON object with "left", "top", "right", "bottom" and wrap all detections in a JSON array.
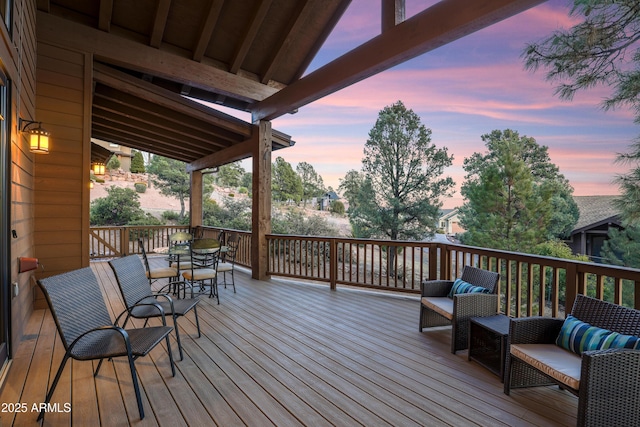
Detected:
[
  {"left": 19, "top": 118, "right": 50, "bottom": 154},
  {"left": 92, "top": 163, "right": 105, "bottom": 176}
]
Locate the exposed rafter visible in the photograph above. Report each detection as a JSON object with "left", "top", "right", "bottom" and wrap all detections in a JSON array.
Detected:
[
  {"left": 230, "top": 0, "right": 273, "bottom": 74},
  {"left": 192, "top": 0, "right": 224, "bottom": 62},
  {"left": 251, "top": 0, "right": 546, "bottom": 121},
  {"left": 37, "top": 11, "right": 278, "bottom": 104},
  {"left": 149, "top": 0, "right": 172, "bottom": 48}
]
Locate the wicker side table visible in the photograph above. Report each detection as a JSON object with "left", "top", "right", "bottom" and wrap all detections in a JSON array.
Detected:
[{"left": 468, "top": 314, "right": 510, "bottom": 382}]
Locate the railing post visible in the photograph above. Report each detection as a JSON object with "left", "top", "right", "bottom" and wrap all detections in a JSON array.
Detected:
[
  {"left": 120, "top": 227, "right": 127, "bottom": 256},
  {"left": 564, "top": 263, "right": 577, "bottom": 317},
  {"left": 330, "top": 238, "right": 337, "bottom": 290}
]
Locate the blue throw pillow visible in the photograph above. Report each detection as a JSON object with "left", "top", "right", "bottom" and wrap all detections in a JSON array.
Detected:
[
  {"left": 556, "top": 316, "right": 610, "bottom": 355},
  {"left": 448, "top": 278, "right": 489, "bottom": 298},
  {"left": 598, "top": 330, "right": 640, "bottom": 350}
]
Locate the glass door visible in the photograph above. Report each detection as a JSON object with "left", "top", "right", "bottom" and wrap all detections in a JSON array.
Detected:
[{"left": 0, "top": 72, "right": 10, "bottom": 364}]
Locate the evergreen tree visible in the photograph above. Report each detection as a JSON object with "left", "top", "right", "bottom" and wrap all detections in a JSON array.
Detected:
[
  {"left": 459, "top": 130, "right": 572, "bottom": 252},
  {"left": 130, "top": 150, "right": 145, "bottom": 173},
  {"left": 523, "top": 0, "right": 640, "bottom": 264},
  {"left": 216, "top": 162, "right": 245, "bottom": 188},
  {"left": 296, "top": 161, "right": 326, "bottom": 207},
  {"left": 343, "top": 101, "right": 454, "bottom": 274},
  {"left": 272, "top": 157, "right": 303, "bottom": 203},
  {"left": 106, "top": 154, "right": 120, "bottom": 172}
]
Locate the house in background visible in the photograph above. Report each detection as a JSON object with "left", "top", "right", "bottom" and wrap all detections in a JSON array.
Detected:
[
  {"left": 438, "top": 208, "right": 464, "bottom": 235},
  {"left": 92, "top": 138, "right": 133, "bottom": 172},
  {"left": 319, "top": 191, "right": 340, "bottom": 211},
  {"left": 567, "top": 196, "right": 622, "bottom": 262}
]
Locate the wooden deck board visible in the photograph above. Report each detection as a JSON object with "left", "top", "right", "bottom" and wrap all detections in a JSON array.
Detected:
[{"left": 0, "top": 258, "right": 578, "bottom": 426}]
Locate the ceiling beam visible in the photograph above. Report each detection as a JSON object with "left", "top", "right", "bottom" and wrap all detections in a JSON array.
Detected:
[
  {"left": 187, "top": 139, "right": 255, "bottom": 172},
  {"left": 149, "top": 0, "right": 172, "bottom": 48},
  {"left": 251, "top": 0, "right": 546, "bottom": 121},
  {"left": 38, "top": 11, "right": 278, "bottom": 104},
  {"left": 192, "top": 0, "right": 224, "bottom": 62}
]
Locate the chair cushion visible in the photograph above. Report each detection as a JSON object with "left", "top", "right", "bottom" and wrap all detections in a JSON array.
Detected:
[
  {"left": 421, "top": 297, "right": 454, "bottom": 320},
  {"left": 182, "top": 268, "right": 217, "bottom": 281},
  {"left": 447, "top": 278, "right": 489, "bottom": 298},
  {"left": 556, "top": 315, "right": 611, "bottom": 355},
  {"left": 510, "top": 343, "right": 581, "bottom": 390},
  {"left": 148, "top": 267, "right": 178, "bottom": 279},
  {"left": 217, "top": 262, "right": 233, "bottom": 272}
]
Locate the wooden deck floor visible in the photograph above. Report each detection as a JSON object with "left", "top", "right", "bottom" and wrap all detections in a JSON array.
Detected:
[{"left": 0, "top": 258, "right": 578, "bottom": 426}]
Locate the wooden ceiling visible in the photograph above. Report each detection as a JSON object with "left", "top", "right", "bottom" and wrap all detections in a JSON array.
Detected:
[{"left": 36, "top": 0, "right": 546, "bottom": 169}]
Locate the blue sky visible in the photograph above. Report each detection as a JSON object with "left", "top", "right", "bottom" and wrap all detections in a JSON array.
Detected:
[{"left": 238, "top": 0, "right": 638, "bottom": 208}]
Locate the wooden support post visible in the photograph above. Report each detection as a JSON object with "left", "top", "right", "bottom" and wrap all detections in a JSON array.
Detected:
[
  {"left": 251, "top": 121, "right": 272, "bottom": 280},
  {"left": 190, "top": 170, "right": 203, "bottom": 229}
]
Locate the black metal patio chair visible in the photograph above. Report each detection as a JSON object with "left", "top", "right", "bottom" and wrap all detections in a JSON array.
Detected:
[
  {"left": 109, "top": 255, "right": 201, "bottom": 361},
  {"left": 36, "top": 267, "right": 175, "bottom": 422}
]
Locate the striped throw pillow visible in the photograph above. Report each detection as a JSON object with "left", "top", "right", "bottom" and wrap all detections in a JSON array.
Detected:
[
  {"left": 556, "top": 316, "right": 610, "bottom": 355},
  {"left": 448, "top": 278, "right": 489, "bottom": 298},
  {"left": 598, "top": 331, "right": 640, "bottom": 350}
]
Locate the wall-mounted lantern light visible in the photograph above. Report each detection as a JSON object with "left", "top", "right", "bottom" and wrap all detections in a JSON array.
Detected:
[
  {"left": 92, "top": 163, "right": 105, "bottom": 176},
  {"left": 19, "top": 118, "right": 50, "bottom": 154}
]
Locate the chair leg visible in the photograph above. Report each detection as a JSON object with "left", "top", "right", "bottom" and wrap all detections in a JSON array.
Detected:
[
  {"left": 126, "top": 351, "right": 146, "bottom": 419},
  {"left": 194, "top": 305, "right": 201, "bottom": 338},
  {"left": 172, "top": 313, "right": 184, "bottom": 361},
  {"left": 38, "top": 352, "right": 71, "bottom": 421}
]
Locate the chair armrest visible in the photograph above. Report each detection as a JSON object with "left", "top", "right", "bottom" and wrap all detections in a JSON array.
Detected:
[
  {"left": 579, "top": 349, "right": 640, "bottom": 425},
  {"left": 509, "top": 317, "right": 564, "bottom": 345},
  {"left": 453, "top": 293, "right": 498, "bottom": 319},
  {"left": 421, "top": 280, "right": 454, "bottom": 297}
]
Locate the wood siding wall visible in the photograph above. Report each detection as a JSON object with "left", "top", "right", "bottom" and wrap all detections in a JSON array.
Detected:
[
  {"left": 7, "top": 0, "right": 38, "bottom": 355},
  {"left": 33, "top": 41, "right": 91, "bottom": 308}
]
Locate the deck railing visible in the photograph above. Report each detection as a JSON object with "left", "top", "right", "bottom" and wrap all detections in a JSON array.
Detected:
[{"left": 90, "top": 225, "right": 640, "bottom": 315}]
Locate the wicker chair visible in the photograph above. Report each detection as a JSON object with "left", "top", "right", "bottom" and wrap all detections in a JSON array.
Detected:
[
  {"left": 504, "top": 294, "right": 640, "bottom": 427},
  {"left": 109, "top": 255, "right": 201, "bottom": 361},
  {"left": 36, "top": 267, "right": 175, "bottom": 422},
  {"left": 419, "top": 265, "right": 500, "bottom": 354}
]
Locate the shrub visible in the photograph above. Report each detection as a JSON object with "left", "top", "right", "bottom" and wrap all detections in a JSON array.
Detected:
[
  {"left": 330, "top": 200, "right": 345, "bottom": 215},
  {"left": 162, "top": 211, "right": 180, "bottom": 221},
  {"left": 238, "top": 186, "right": 248, "bottom": 194},
  {"left": 134, "top": 182, "right": 147, "bottom": 193},
  {"left": 90, "top": 186, "right": 144, "bottom": 226}
]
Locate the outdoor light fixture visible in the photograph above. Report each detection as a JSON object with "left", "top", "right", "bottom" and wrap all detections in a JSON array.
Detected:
[
  {"left": 19, "top": 118, "right": 50, "bottom": 154},
  {"left": 93, "top": 163, "right": 105, "bottom": 176}
]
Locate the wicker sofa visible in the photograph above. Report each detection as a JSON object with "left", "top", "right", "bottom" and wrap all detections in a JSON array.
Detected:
[
  {"left": 504, "top": 294, "right": 640, "bottom": 427},
  {"left": 419, "top": 266, "right": 500, "bottom": 354}
]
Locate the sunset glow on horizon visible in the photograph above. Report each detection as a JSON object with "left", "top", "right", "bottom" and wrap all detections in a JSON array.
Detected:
[{"left": 237, "top": 0, "right": 638, "bottom": 209}]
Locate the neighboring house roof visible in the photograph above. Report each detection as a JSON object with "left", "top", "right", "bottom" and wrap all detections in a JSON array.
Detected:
[
  {"left": 324, "top": 191, "right": 339, "bottom": 200},
  {"left": 439, "top": 208, "right": 459, "bottom": 220},
  {"left": 572, "top": 196, "right": 622, "bottom": 234}
]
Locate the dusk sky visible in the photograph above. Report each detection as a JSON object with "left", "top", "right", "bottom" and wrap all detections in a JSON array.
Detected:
[{"left": 234, "top": 0, "right": 638, "bottom": 208}]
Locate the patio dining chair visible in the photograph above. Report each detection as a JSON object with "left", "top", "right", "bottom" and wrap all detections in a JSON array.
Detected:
[
  {"left": 109, "top": 255, "right": 201, "bottom": 361},
  {"left": 182, "top": 238, "right": 221, "bottom": 303},
  {"left": 36, "top": 267, "right": 175, "bottom": 422},
  {"left": 168, "top": 231, "right": 193, "bottom": 270},
  {"left": 217, "top": 232, "right": 239, "bottom": 293},
  {"left": 139, "top": 238, "right": 178, "bottom": 287}
]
